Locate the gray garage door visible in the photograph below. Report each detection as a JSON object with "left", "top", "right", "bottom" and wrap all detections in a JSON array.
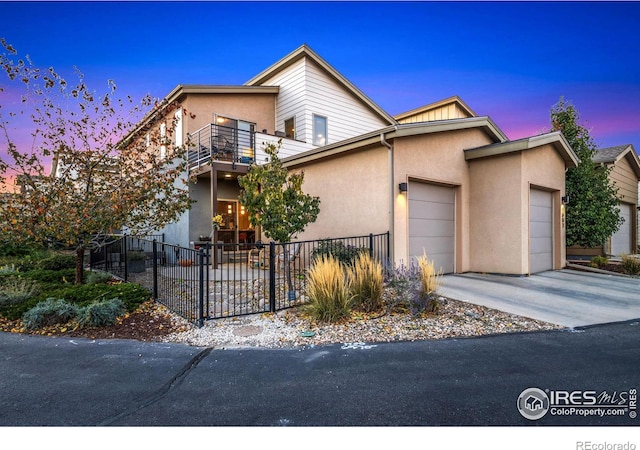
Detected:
[
  {"left": 408, "top": 182, "right": 455, "bottom": 273},
  {"left": 611, "top": 203, "right": 632, "bottom": 256},
  {"left": 529, "top": 189, "right": 553, "bottom": 273}
]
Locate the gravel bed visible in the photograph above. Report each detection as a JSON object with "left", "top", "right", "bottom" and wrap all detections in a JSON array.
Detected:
[{"left": 161, "top": 297, "right": 564, "bottom": 349}]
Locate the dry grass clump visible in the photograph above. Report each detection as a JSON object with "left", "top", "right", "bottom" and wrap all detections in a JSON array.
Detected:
[
  {"left": 304, "top": 255, "right": 353, "bottom": 323},
  {"left": 347, "top": 252, "right": 384, "bottom": 312}
]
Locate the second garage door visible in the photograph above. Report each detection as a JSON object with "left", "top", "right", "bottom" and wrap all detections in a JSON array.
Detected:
[
  {"left": 611, "top": 203, "right": 632, "bottom": 256},
  {"left": 529, "top": 189, "right": 554, "bottom": 273},
  {"left": 408, "top": 182, "right": 455, "bottom": 273}
]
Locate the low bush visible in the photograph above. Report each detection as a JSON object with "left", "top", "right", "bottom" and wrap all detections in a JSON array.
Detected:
[
  {"left": 22, "top": 268, "right": 76, "bottom": 284},
  {"left": 22, "top": 298, "right": 80, "bottom": 330},
  {"left": 347, "top": 253, "right": 384, "bottom": 313},
  {"left": 0, "top": 276, "right": 41, "bottom": 307},
  {"left": 39, "top": 283, "right": 150, "bottom": 312},
  {"left": 85, "top": 271, "right": 115, "bottom": 285},
  {"left": 304, "top": 255, "right": 353, "bottom": 323},
  {"left": 0, "top": 264, "right": 18, "bottom": 275},
  {"left": 621, "top": 254, "right": 640, "bottom": 275},
  {"left": 77, "top": 298, "right": 126, "bottom": 327},
  {"left": 589, "top": 255, "right": 609, "bottom": 269},
  {"left": 37, "top": 254, "right": 76, "bottom": 271},
  {"left": 311, "top": 240, "right": 367, "bottom": 266}
]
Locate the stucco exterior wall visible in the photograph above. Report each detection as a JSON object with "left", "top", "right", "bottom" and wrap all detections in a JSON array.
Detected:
[
  {"left": 468, "top": 153, "right": 524, "bottom": 274},
  {"left": 393, "top": 128, "right": 494, "bottom": 271},
  {"left": 291, "top": 146, "right": 390, "bottom": 241},
  {"left": 180, "top": 93, "right": 276, "bottom": 137}
]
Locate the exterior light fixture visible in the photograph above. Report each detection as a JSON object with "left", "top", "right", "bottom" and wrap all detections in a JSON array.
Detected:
[
  {"left": 399, "top": 183, "right": 408, "bottom": 193},
  {"left": 561, "top": 195, "right": 570, "bottom": 205}
]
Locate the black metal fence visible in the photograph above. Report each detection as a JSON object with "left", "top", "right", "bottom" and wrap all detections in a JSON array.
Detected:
[{"left": 89, "top": 232, "right": 389, "bottom": 327}]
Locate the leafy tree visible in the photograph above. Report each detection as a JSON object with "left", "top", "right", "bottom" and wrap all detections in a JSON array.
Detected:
[
  {"left": 550, "top": 97, "right": 622, "bottom": 248},
  {"left": 238, "top": 141, "right": 320, "bottom": 292},
  {"left": 0, "top": 39, "right": 194, "bottom": 283}
]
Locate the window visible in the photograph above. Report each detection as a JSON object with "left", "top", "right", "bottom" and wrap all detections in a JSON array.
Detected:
[
  {"left": 313, "top": 114, "right": 327, "bottom": 146},
  {"left": 284, "top": 117, "right": 295, "bottom": 139},
  {"left": 160, "top": 123, "right": 167, "bottom": 160}
]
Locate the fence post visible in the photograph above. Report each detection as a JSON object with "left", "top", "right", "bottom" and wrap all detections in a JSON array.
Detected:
[
  {"left": 198, "top": 247, "right": 204, "bottom": 328},
  {"left": 152, "top": 239, "right": 158, "bottom": 300},
  {"left": 269, "top": 241, "right": 276, "bottom": 313},
  {"left": 123, "top": 234, "right": 128, "bottom": 282},
  {"left": 369, "top": 233, "right": 374, "bottom": 258}
]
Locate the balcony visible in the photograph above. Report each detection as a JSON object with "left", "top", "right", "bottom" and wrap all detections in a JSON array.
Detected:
[
  {"left": 188, "top": 124, "right": 316, "bottom": 172},
  {"left": 188, "top": 124, "right": 255, "bottom": 171}
]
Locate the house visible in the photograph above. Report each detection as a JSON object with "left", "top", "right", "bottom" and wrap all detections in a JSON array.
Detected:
[
  {"left": 566, "top": 144, "right": 640, "bottom": 258},
  {"left": 131, "top": 44, "right": 579, "bottom": 275}
]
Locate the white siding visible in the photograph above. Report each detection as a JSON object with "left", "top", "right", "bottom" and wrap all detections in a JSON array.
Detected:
[
  {"left": 257, "top": 57, "right": 388, "bottom": 148},
  {"left": 254, "top": 132, "right": 314, "bottom": 163}
]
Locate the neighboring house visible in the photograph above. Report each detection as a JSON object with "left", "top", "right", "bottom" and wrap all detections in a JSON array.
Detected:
[
  {"left": 130, "top": 44, "right": 580, "bottom": 275},
  {"left": 567, "top": 144, "right": 640, "bottom": 258}
]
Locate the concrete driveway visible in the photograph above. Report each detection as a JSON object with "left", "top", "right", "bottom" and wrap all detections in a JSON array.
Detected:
[{"left": 439, "top": 269, "right": 640, "bottom": 328}]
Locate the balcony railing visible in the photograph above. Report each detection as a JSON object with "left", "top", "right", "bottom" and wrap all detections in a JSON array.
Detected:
[{"left": 188, "top": 124, "right": 255, "bottom": 171}]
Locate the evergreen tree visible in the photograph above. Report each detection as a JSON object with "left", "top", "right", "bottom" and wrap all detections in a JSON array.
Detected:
[{"left": 550, "top": 98, "right": 622, "bottom": 248}]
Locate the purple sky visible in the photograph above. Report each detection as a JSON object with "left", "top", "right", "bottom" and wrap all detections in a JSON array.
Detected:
[{"left": 1, "top": 1, "right": 639, "bottom": 155}]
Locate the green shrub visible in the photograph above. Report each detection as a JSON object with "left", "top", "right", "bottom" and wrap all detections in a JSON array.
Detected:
[
  {"left": 621, "top": 254, "right": 640, "bottom": 275},
  {"left": 37, "top": 253, "right": 76, "bottom": 271},
  {"left": 22, "top": 269, "right": 76, "bottom": 284},
  {"left": 304, "top": 255, "right": 353, "bottom": 323},
  {"left": 0, "top": 276, "right": 41, "bottom": 306},
  {"left": 40, "top": 282, "right": 150, "bottom": 312},
  {"left": 22, "top": 298, "right": 80, "bottom": 330},
  {"left": 589, "top": 255, "right": 609, "bottom": 268},
  {"left": 311, "top": 240, "right": 367, "bottom": 266},
  {"left": 77, "top": 298, "right": 126, "bottom": 327},
  {"left": 347, "top": 253, "right": 384, "bottom": 313},
  {"left": 85, "top": 271, "right": 115, "bottom": 285}
]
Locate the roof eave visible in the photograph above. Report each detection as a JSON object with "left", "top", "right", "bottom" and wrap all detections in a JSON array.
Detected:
[{"left": 464, "top": 131, "right": 580, "bottom": 168}]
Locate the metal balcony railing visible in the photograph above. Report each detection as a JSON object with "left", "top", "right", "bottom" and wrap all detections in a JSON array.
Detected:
[{"left": 188, "top": 124, "right": 255, "bottom": 171}]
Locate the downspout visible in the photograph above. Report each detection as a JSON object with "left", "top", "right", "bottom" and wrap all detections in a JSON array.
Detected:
[{"left": 381, "top": 128, "right": 397, "bottom": 265}]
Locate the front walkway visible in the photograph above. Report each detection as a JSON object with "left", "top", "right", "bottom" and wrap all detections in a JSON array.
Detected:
[{"left": 439, "top": 269, "right": 640, "bottom": 328}]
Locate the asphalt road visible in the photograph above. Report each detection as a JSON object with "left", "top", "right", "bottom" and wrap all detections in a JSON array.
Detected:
[{"left": 1, "top": 320, "right": 638, "bottom": 427}]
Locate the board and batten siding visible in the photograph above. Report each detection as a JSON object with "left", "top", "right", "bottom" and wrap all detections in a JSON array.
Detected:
[
  {"left": 610, "top": 157, "right": 639, "bottom": 204},
  {"left": 397, "top": 104, "right": 471, "bottom": 124},
  {"left": 257, "top": 57, "right": 389, "bottom": 147}
]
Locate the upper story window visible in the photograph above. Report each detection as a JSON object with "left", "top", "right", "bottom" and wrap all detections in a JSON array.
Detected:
[
  {"left": 284, "top": 117, "right": 295, "bottom": 139},
  {"left": 160, "top": 123, "right": 167, "bottom": 160},
  {"left": 313, "top": 114, "right": 327, "bottom": 146}
]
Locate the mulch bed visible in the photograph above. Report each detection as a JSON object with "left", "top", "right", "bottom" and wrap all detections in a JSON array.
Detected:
[{"left": 569, "top": 260, "right": 628, "bottom": 275}]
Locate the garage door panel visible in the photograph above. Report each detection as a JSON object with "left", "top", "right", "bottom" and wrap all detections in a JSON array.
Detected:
[
  {"left": 408, "top": 200, "right": 454, "bottom": 220},
  {"left": 530, "top": 221, "right": 553, "bottom": 239},
  {"left": 410, "top": 237, "right": 456, "bottom": 255},
  {"left": 408, "top": 182, "right": 455, "bottom": 274},
  {"left": 408, "top": 218, "right": 454, "bottom": 237}
]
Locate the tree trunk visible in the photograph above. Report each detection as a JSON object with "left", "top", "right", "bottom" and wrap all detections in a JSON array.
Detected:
[{"left": 75, "top": 246, "right": 85, "bottom": 285}]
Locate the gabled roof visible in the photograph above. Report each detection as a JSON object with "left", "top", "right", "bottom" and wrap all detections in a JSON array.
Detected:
[
  {"left": 593, "top": 144, "right": 640, "bottom": 178},
  {"left": 464, "top": 131, "right": 579, "bottom": 168},
  {"left": 245, "top": 44, "right": 396, "bottom": 125},
  {"left": 394, "top": 96, "right": 477, "bottom": 122},
  {"left": 283, "top": 116, "right": 508, "bottom": 167}
]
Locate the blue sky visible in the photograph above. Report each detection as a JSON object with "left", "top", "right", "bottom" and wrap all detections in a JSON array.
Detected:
[{"left": 1, "top": 1, "right": 640, "bottom": 151}]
